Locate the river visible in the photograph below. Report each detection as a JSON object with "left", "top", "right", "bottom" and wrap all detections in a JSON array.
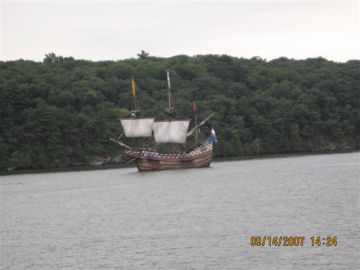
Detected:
[{"left": 1, "top": 152, "right": 359, "bottom": 269}]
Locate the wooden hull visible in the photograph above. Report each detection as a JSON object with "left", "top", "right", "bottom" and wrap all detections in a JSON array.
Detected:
[
  {"left": 136, "top": 150, "right": 212, "bottom": 171},
  {"left": 125, "top": 140, "right": 213, "bottom": 172}
]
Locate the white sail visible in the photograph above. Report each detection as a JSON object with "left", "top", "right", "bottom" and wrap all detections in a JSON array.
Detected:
[
  {"left": 120, "top": 118, "right": 155, "bottom": 137},
  {"left": 153, "top": 120, "right": 190, "bottom": 143}
]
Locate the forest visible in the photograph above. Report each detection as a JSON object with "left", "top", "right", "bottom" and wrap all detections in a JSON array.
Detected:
[{"left": 0, "top": 52, "right": 359, "bottom": 171}]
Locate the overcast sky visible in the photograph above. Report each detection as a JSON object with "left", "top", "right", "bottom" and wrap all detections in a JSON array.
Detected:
[{"left": 1, "top": 0, "right": 359, "bottom": 62}]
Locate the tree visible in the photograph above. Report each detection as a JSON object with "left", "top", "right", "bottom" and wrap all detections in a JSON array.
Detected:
[
  {"left": 137, "top": 50, "right": 149, "bottom": 59},
  {"left": 0, "top": 53, "right": 359, "bottom": 171}
]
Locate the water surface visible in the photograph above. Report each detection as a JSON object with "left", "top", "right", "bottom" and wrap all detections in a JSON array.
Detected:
[{"left": 1, "top": 152, "right": 359, "bottom": 269}]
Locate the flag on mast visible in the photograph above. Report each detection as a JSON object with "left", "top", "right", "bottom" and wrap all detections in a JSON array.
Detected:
[
  {"left": 211, "top": 126, "right": 218, "bottom": 143},
  {"left": 131, "top": 78, "right": 136, "bottom": 96},
  {"left": 167, "top": 70, "right": 171, "bottom": 89},
  {"left": 193, "top": 101, "right": 197, "bottom": 113}
]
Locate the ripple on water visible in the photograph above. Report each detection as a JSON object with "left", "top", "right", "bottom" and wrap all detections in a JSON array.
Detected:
[{"left": 0, "top": 152, "right": 359, "bottom": 269}]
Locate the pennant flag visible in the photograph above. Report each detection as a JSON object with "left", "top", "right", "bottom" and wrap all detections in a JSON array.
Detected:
[
  {"left": 167, "top": 70, "right": 171, "bottom": 89},
  {"left": 211, "top": 126, "right": 218, "bottom": 143},
  {"left": 131, "top": 78, "right": 136, "bottom": 96}
]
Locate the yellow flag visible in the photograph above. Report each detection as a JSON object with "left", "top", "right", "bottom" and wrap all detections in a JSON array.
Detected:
[{"left": 131, "top": 78, "right": 136, "bottom": 96}]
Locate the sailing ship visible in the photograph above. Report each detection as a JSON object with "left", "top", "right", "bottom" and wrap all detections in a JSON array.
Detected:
[{"left": 110, "top": 72, "right": 216, "bottom": 171}]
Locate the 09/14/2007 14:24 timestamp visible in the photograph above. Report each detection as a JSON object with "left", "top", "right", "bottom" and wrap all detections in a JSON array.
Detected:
[{"left": 250, "top": 236, "right": 337, "bottom": 247}]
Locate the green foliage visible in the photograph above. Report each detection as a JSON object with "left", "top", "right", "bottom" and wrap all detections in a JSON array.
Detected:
[
  {"left": 137, "top": 50, "right": 149, "bottom": 60},
  {"left": 0, "top": 53, "right": 359, "bottom": 171}
]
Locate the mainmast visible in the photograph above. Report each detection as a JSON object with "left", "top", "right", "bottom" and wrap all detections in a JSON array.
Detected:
[
  {"left": 166, "top": 70, "right": 175, "bottom": 120},
  {"left": 131, "top": 77, "right": 141, "bottom": 117},
  {"left": 152, "top": 70, "right": 190, "bottom": 147}
]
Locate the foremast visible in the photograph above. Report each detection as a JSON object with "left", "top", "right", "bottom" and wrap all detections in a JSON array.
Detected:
[
  {"left": 110, "top": 78, "right": 154, "bottom": 149},
  {"left": 131, "top": 77, "right": 141, "bottom": 117}
]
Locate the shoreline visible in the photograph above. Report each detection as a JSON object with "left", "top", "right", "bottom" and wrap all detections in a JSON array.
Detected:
[
  {"left": 1, "top": 148, "right": 358, "bottom": 176},
  {"left": 214, "top": 148, "right": 359, "bottom": 162}
]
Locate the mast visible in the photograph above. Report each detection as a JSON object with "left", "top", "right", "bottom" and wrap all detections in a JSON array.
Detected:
[
  {"left": 166, "top": 70, "right": 175, "bottom": 119},
  {"left": 193, "top": 102, "right": 198, "bottom": 145},
  {"left": 111, "top": 78, "right": 155, "bottom": 148},
  {"left": 131, "top": 77, "right": 141, "bottom": 117}
]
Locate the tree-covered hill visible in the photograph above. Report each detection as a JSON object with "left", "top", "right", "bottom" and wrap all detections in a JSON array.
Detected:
[{"left": 0, "top": 53, "right": 359, "bottom": 171}]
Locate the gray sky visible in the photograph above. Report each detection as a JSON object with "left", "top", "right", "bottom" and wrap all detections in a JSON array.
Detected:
[{"left": 1, "top": 0, "right": 359, "bottom": 62}]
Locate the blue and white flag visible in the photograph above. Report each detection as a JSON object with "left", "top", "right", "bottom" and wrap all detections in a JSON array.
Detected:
[
  {"left": 167, "top": 70, "right": 171, "bottom": 89},
  {"left": 211, "top": 126, "right": 217, "bottom": 143}
]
